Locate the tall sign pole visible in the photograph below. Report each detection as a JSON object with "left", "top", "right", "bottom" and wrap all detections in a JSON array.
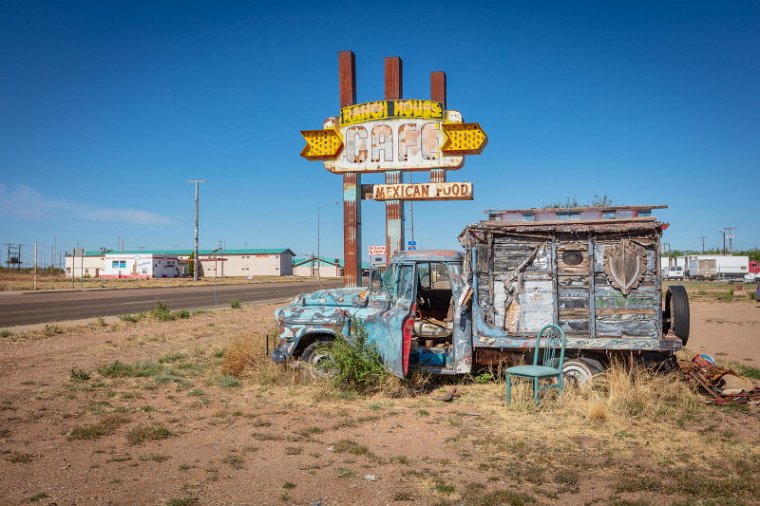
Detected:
[
  {"left": 188, "top": 179, "right": 207, "bottom": 281},
  {"left": 430, "top": 71, "right": 448, "bottom": 184},
  {"left": 339, "top": 51, "right": 362, "bottom": 287},
  {"left": 384, "top": 56, "right": 405, "bottom": 260}
]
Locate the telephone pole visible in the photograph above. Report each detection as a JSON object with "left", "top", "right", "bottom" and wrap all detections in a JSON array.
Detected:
[
  {"left": 187, "top": 179, "right": 207, "bottom": 281},
  {"left": 726, "top": 227, "right": 736, "bottom": 254},
  {"left": 698, "top": 236, "right": 706, "bottom": 254},
  {"left": 720, "top": 227, "right": 736, "bottom": 255}
]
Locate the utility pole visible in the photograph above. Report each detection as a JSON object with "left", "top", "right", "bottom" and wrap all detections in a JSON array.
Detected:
[
  {"left": 720, "top": 227, "right": 735, "bottom": 255},
  {"left": 187, "top": 179, "right": 207, "bottom": 281},
  {"left": 699, "top": 236, "right": 706, "bottom": 254},
  {"left": 725, "top": 227, "right": 736, "bottom": 254},
  {"left": 34, "top": 241, "right": 38, "bottom": 291},
  {"left": 720, "top": 229, "right": 727, "bottom": 255}
]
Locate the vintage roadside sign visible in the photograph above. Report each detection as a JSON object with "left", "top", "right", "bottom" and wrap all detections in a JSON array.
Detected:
[
  {"left": 299, "top": 51, "right": 488, "bottom": 288},
  {"left": 302, "top": 99, "right": 487, "bottom": 173},
  {"left": 368, "top": 245, "right": 387, "bottom": 256},
  {"left": 372, "top": 182, "right": 473, "bottom": 201}
]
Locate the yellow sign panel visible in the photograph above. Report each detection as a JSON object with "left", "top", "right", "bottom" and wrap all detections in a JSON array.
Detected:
[
  {"left": 340, "top": 99, "right": 444, "bottom": 127},
  {"left": 441, "top": 123, "right": 488, "bottom": 155},
  {"left": 372, "top": 182, "right": 473, "bottom": 201},
  {"left": 300, "top": 128, "right": 343, "bottom": 160}
]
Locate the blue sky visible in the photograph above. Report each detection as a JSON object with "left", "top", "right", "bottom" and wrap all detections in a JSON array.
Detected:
[{"left": 1, "top": 1, "right": 758, "bottom": 266}]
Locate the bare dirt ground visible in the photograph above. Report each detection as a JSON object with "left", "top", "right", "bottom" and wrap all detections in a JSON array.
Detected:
[
  {"left": 1, "top": 300, "right": 759, "bottom": 506},
  {"left": 688, "top": 300, "right": 760, "bottom": 367}
]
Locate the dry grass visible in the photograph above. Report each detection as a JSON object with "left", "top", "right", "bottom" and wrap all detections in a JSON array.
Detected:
[{"left": 221, "top": 335, "right": 303, "bottom": 387}]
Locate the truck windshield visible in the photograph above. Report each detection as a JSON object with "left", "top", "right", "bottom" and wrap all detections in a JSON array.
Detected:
[
  {"left": 370, "top": 264, "right": 394, "bottom": 295},
  {"left": 397, "top": 264, "right": 414, "bottom": 301}
]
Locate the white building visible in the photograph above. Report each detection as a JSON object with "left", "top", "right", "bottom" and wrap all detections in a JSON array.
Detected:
[
  {"left": 64, "top": 252, "right": 105, "bottom": 278},
  {"left": 65, "top": 248, "right": 295, "bottom": 278},
  {"left": 196, "top": 249, "right": 295, "bottom": 277},
  {"left": 101, "top": 254, "right": 180, "bottom": 279},
  {"left": 292, "top": 257, "right": 343, "bottom": 278}
]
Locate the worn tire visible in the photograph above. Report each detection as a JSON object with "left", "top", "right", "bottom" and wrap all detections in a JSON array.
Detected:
[
  {"left": 300, "top": 341, "right": 335, "bottom": 376},
  {"left": 666, "top": 285, "right": 690, "bottom": 345},
  {"left": 562, "top": 358, "right": 605, "bottom": 385}
]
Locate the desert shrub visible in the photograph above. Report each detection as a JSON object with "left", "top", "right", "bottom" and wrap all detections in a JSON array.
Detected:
[
  {"left": 68, "top": 415, "right": 130, "bottom": 440},
  {"left": 43, "top": 324, "right": 63, "bottom": 336},
  {"left": 70, "top": 368, "right": 90, "bottom": 381},
  {"left": 230, "top": 298, "right": 241, "bottom": 309},
  {"left": 174, "top": 309, "right": 191, "bottom": 319},
  {"left": 0, "top": 330, "right": 14, "bottom": 338},
  {"left": 326, "top": 321, "right": 388, "bottom": 394},
  {"left": 151, "top": 301, "right": 174, "bottom": 321},
  {"left": 119, "top": 313, "right": 141, "bottom": 323},
  {"left": 98, "top": 361, "right": 162, "bottom": 378},
  {"left": 217, "top": 375, "right": 241, "bottom": 388},
  {"left": 126, "top": 424, "right": 173, "bottom": 445}
]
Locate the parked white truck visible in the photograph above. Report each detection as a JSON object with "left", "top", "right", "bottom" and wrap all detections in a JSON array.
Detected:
[{"left": 687, "top": 255, "right": 750, "bottom": 280}]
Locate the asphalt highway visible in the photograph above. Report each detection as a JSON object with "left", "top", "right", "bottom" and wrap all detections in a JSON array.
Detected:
[{"left": 0, "top": 279, "right": 343, "bottom": 327}]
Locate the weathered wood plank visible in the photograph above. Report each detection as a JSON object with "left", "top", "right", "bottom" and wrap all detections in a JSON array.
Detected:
[
  {"left": 558, "top": 298, "right": 590, "bottom": 310},
  {"left": 557, "top": 275, "right": 589, "bottom": 288},
  {"left": 595, "top": 308, "right": 656, "bottom": 315}
]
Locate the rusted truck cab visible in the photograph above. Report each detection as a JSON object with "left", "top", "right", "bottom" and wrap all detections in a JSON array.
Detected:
[
  {"left": 272, "top": 250, "right": 470, "bottom": 377},
  {"left": 273, "top": 206, "right": 688, "bottom": 381}
]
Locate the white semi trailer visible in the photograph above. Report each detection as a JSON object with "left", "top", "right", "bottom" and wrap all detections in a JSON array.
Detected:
[{"left": 687, "top": 255, "right": 750, "bottom": 280}]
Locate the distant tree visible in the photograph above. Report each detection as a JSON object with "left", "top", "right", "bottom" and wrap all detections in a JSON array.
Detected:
[{"left": 187, "top": 251, "right": 195, "bottom": 278}]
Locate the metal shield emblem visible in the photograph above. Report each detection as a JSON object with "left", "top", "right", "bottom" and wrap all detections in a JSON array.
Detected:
[{"left": 603, "top": 239, "right": 647, "bottom": 295}]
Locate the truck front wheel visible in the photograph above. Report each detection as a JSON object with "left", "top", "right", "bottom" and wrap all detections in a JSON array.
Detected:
[{"left": 300, "top": 341, "right": 335, "bottom": 376}]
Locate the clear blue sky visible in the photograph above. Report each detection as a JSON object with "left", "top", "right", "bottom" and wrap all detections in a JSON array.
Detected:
[{"left": 2, "top": 1, "right": 758, "bottom": 265}]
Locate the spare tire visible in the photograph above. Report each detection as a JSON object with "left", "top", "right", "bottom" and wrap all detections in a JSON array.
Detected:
[{"left": 665, "top": 285, "right": 690, "bottom": 345}]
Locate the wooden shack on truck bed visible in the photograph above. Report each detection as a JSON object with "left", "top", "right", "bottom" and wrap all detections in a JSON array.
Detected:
[{"left": 459, "top": 205, "right": 686, "bottom": 364}]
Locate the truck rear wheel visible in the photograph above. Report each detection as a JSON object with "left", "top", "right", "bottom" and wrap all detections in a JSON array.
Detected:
[
  {"left": 562, "top": 358, "right": 605, "bottom": 385},
  {"left": 665, "top": 286, "right": 690, "bottom": 345}
]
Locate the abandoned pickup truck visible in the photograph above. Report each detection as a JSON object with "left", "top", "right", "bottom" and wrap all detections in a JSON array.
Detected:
[{"left": 272, "top": 205, "right": 689, "bottom": 382}]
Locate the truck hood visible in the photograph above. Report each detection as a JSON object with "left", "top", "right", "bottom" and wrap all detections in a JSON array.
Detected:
[
  {"left": 275, "top": 287, "right": 370, "bottom": 326},
  {"left": 298, "top": 287, "right": 369, "bottom": 308}
]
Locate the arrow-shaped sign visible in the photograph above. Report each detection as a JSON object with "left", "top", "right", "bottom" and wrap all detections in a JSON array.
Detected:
[
  {"left": 441, "top": 123, "right": 488, "bottom": 155},
  {"left": 300, "top": 128, "right": 343, "bottom": 160}
]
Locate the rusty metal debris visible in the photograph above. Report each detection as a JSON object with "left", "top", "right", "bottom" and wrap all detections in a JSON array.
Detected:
[
  {"left": 679, "top": 357, "right": 760, "bottom": 405},
  {"left": 434, "top": 387, "right": 459, "bottom": 402}
]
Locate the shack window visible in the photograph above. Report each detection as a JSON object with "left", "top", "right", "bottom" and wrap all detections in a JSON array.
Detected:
[
  {"left": 603, "top": 211, "right": 616, "bottom": 219},
  {"left": 417, "top": 262, "right": 451, "bottom": 290},
  {"left": 562, "top": 251, "right": 584, "bottom": 266},
  {"left": 521, "top": 213, "right": 535, "bottom": 222}
]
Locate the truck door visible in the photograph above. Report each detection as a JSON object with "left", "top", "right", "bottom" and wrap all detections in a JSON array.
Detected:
[{"left": 373, "top": 263, "right": 415, "bottom": 378}]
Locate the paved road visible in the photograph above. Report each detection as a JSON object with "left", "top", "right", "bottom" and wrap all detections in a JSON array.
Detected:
[{"left": 0, "top": 279, "right": 343, "bottom": 327}]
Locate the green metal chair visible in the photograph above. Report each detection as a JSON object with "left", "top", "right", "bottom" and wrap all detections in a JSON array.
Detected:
[{"left": 506, "top": 323, "right": 566, "bottom": 405}]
